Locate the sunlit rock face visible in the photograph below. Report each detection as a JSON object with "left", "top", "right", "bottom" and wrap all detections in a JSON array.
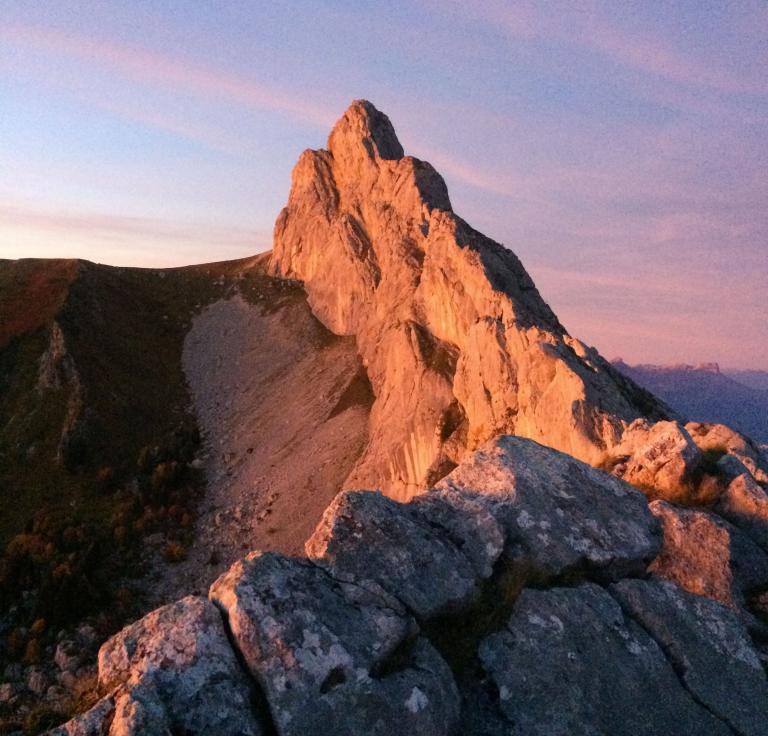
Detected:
[
  {"left": 648, "top": 500, "right": 768, "bottom": 610},
  {"left": 270, "top": 100, "right": 670, "bottom": 500}
]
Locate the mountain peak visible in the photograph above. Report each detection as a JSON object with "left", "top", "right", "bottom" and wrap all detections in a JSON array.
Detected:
[
  {"left": 328, "top": 99, "right": 404, "bottom": 162},
  {"left": 271, "top": 101, "right": 672, "bottom": 498}
]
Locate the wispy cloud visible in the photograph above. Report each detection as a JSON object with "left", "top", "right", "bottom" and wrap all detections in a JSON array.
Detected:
[
  {"left": 85, "top": 96, "right": 251, "bottom": 157},
  {"left": 0, "top": 203, "right": 269, "bottom": 266},
  {"left": 458, "top": 1, "right": 767, "bottom": 97},
  {"left": 1, "top": 23, "right": 337, "bottom": 129}
]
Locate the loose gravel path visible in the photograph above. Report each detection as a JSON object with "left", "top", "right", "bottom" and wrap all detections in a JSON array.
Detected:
[{"left": 145, "top": 291, "right": 371, "bottom": 603}]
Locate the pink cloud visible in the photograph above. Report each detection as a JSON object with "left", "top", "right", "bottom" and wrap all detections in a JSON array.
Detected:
[
  {"left": 447, "top": 1, "right": 767, "bottom": 97},
  {"left": 1, "top": 23, "right": 337, "bottom": 129},
  {"left": 85, "top": 97, "right": 251, "bottom": 157},
  {"left": 0, "top": 202, "right": 269, "bottom": 260}
]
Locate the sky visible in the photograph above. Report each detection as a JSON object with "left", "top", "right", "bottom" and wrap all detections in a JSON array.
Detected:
[{"left": 1, "top": 1, "right": 766, "bottom": 369}]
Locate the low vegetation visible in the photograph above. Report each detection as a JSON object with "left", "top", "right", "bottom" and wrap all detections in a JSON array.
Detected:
[{"left": 0, "top": 256, "right": 285, "bottom": 732}]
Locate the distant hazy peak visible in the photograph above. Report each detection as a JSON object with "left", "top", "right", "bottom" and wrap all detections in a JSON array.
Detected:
[{"left": 613, "top": 359, "right": 721, "bottom": 374}]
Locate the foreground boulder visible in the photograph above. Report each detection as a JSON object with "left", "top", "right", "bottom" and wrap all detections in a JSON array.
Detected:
[
  {"left": 306, "top": 489, "right": 504, "bottom": 619},
  {"left": 648, "top": 500, "right": 768, "bottom": 609},
  {"left": 433, "top": 436, "right": 660, "bottom": 581},
  {"left": 209, "top": 551, "right": 459, "bottom": 736},
  {"left": 478, "top": 583, "right": 732, "bottom": 735},
  {"left": 613, "top": 578, "right": 768, "bottom": 736},
  {"left": 48, "top": 432, "right": 768, "bottom": 735},
  {"left": 51, "top": 596, "right": 263, "bottom": 736}
]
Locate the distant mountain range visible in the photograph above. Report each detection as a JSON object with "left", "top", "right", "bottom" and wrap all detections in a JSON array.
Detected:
[
  {"left": 727, "top": 369, "right": 768, "bottom": 392},
  {"left": 613, "top": 360, "right": 768, "bottom": 443}
]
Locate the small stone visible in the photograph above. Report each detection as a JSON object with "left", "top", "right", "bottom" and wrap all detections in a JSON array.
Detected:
[
  {"left": 0, "top": 682, "right": 16, "bottom": 703},
  {"left": 55, "top": 640, "right": 82, "bottom": 672},
  {"left": 26, "top": 667, "right": 49, "bottom": 695}
]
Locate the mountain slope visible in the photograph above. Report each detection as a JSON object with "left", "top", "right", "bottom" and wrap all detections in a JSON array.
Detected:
[
  {"left": 614, "top": 360, "right": 768, "bottom": 443},
  {"left": 728, "top": 369, "right": 768, "bottom": 392},
  {"left": 0, "top": 254, "right": 374, "bottom": 728}
]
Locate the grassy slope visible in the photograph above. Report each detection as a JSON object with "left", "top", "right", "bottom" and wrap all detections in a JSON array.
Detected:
[
  {"left": 1, "top": 259, "right": 216, "bottom": 544},
  {"left": 0, "top": 254, "right": 353, "bottom": 731},
  {"left": 0, "top": 255, "right": 297, "bottom": 544}
]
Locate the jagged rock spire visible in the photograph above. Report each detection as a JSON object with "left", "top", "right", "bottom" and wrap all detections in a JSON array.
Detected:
[
  {"left": 270, "top": 100, "right": 670, "bottom": 499},
  {"left": 328, "top": 100, "right": 405, "bottom": 161}
]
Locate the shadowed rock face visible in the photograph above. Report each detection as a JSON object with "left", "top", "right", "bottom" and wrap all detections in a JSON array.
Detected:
[
  {"left": 270, "top": 99, "right": 671, "bottom": 500},
  {"left": 479, "top": 583, "right": 736, "bottom": 736},
  {"left": 50, "top": 437, "right": 768, "bottom": 736},
  {"left": 613, "top": 578, "right": 768, "bottom": 736}
]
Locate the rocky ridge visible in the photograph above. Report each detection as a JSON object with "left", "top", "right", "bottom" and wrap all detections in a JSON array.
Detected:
[
  {"left": 12, "top": 100, "right": 768, "bottom": 733},
  {"left": 265, "top": 100, "right": 758, "bottom": 512},
  {"left": 50, "top": 437, "right": 768, "bottom": 735}
]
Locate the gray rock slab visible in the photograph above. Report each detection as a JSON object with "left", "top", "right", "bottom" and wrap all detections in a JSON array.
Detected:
[{"left": 478, "top": 583, "right": 733, "bottom": 736}]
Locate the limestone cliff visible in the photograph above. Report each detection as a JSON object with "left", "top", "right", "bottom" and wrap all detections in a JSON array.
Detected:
[{"left": 270, "top": 100, "right": 670, "bottom": 499}]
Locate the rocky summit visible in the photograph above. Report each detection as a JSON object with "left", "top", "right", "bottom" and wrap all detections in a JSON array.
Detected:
[
  {"left": 270, "top": 100, "right": 672, "bottom": 500},
  {"left": 2, "top": 101, "right": 768, "bottom": 735}
]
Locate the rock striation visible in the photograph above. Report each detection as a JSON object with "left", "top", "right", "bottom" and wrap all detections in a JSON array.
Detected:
[
  {"left": 269, "top": 99, "right": 672, "bottom": 500},
  {"left": 49, "top": 436, "right": 768, "bottom": 735}
]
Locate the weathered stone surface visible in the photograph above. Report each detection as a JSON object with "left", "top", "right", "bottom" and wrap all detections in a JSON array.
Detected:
[
  {"left": 209, "top": 551, "right": 459, "bottom": 736},
  {"left": 433, "top": 436, "right": 660, "bottom": 581},
  {"left": 270, "top": 99, "right": 671, "bottom": 500},
  {"left": 55, "top": 640, "right": 83, "bottom": 673},
  {"left": 649, "top": 500, "right": 768, "bottom": 608},
  {"left": 687, "top": 421, "right": 768, "bottom": 484},
  {"left": 718, "top": 470, "right": 768, "bottom": 551},
  {"left": 613, "top": 578, "right": 768, "bottom": 736},
  {"left": 306, "top": 489, "right": 503, "bottom": 618},
  {"left": 46, "top": 695, "right": 115, "bottom": 735},
  {"left": 95, "top": 595, "right": 261, "bottom": 736},
  {"left": 478, "top": 583, "right": 731, "bottom": 735},
  {"left": 412, "top": 486, "right": 506, "bottom": 579},
  {"left": 26, "top": 666, "right": 49, "bottom": 695},
  {"left": 0, "top": 683, "right": 16, "bottom": 704},
  {"left": 612, "top": 419, "right": 709, "bottom": 502}
]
